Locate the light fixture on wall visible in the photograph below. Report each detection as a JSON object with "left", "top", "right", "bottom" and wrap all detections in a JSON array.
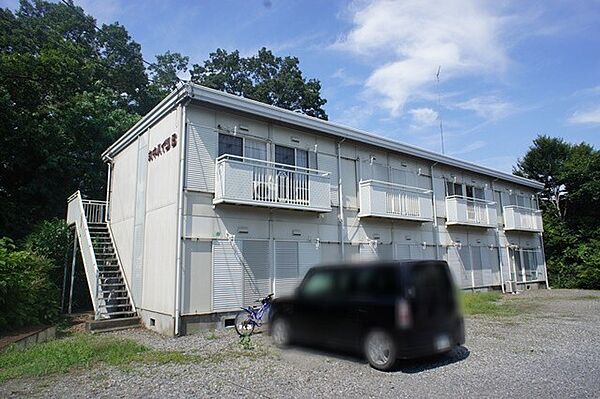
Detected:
[
  {"left": 315, "top": 238, "right": 320, "bottom": 249},
  {"left": 368, "top": 238, "right": 378, "bottom": 249},
  {"left": 369, "top": 155, "right": 377, "bottom": 165},
  {"left": 422, "top": 241, "right": 427, "bottom": 250},
  {"left": 489, "top": 244, "right": 495, "bottom": 250},
  {"left": 314, "top": 144, "right": 318, "bottom": 153}
]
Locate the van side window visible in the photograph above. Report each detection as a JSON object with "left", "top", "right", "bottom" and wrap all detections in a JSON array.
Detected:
[
  {"left": 355, "top": 267, "right": 396, "bottom": 297},
  {"left": 301, "top": 270, "right": 336, "bottom": 297}
]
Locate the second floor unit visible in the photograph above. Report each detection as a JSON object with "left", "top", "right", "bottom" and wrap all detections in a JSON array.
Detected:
[{"left": 103, "top": 83, "right": 545, "bottom": 234}]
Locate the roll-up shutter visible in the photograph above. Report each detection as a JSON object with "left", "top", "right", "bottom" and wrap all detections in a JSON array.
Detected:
[
  {"left": 186, "top": 124, "right": 217, "bottom": 192},
  {"left": 458, "top": 246, "right": 473, "bottom": 288},
  {"left": 131, "top": 134, "right": 148, "bottom": 305},
  {"left": 242, "top": 240, "right": 271, "bottom": 306},
  {"left": 298, "top": 242, "right": 320, "bottom": 280},
  {"left": 317, "top": 153, "right": 338, "bottom": 206},
  {"left": 378, "top": 244, "right": 394, "bottom": 260},
  {"left": 359, "top": 243, "right": 378, "bottom": 261},
  {"left": 212, "top": 240, "right": 243, "bottom": 311},
  {"left": 274, "top": 241, "right": 300, "bottom": 297},
  {"left": 471, "top": 246, "right": 484, "bottom": 287},
  {"left": 395, "top": 244, "right": 411, "bottom": 260}
]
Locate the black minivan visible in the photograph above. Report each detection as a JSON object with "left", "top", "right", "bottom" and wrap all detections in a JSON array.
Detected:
[{"left": 269, "top": 260, "right": 465, "bottom": 371}]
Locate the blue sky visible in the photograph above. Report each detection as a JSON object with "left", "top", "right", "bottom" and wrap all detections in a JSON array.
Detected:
[{"left": 3, "top": 0, "right": 600, "bottom": 172}]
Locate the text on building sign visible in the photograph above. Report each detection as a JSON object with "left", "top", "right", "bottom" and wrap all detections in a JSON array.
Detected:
[{"left": 148, "top": 133, "right": 177, "bottom": 162}]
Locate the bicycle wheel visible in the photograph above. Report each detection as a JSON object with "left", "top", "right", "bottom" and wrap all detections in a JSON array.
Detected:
[{"left": 234, "top": 312, "right": 255, "bottom": 336}]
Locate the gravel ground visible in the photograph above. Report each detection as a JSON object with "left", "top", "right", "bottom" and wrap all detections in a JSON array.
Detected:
[{"left": 2, "top": 289, "right": 600, "bottom": 398}]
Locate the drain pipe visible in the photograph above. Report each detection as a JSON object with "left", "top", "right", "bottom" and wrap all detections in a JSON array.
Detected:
[
  {"left": 174, "top": 101, "right": 189, "bottom": 336},
  {"left": 491, "top": 179, "right": 506, "bottom": 293},
  {"left": 337, "top": 139, "right": 346, "bottom": 260},
  {"left": 105, "top": 156, "right": 113, "bottom": 223},
  {"left": 430, "top": 162, "right": 440, "bottom": 260}
]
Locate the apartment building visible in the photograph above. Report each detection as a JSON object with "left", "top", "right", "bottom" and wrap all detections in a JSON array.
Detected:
[{"left": 66, "top": 82, "right": 546, "bottom": 336}]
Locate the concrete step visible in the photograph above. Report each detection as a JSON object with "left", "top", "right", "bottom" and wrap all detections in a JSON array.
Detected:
[{"left": 87, "top": 316, "right": 141, "bottom": 333}]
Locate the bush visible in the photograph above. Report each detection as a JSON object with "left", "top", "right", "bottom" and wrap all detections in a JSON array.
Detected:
[
  {"left": 23, "top": 218, "right": 71, "bottom": 287},
  {"left": 0, "top": 238, "right": 60, "bottom": 331}
]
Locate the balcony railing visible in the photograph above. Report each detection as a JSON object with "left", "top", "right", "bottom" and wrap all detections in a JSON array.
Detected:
[
  {"left": 358, "top": 180, "right": 433, "bottom": 222},
  {"left": 446, "top": 196, "right": 497, "bottom": 228},
  {"left": 503, "top": 206, "right": 543, "bottom": 232},
  {"left": 214, "top": 155, "right": 332, "bottom": 212}
]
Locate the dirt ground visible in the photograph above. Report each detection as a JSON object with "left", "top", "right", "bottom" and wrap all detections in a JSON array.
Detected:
[{"left": 2, "top": 288, "right": 600, "bottom": 398}]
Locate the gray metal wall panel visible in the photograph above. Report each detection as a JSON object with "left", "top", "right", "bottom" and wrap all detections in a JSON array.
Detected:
[
  {"left": 298, "top": 242, "right": 320, "bottom": 279},
  {"left": 359, "top": 243, "right": 378, "bottom": 261},
  {"left": 212, "top": 240, "right": 243, "bottom": 311},
  {"left": 242, "top": 240, "right": 271, "bottom": 305},
  {"left": 274, "top": 241, "right": 300, "bottom": 297},
  {"left": 186, "top": 123, "right": 217, "bottom": 192},
  {"left": 131, "top": 135, "right": 148, "bottom": 305},
  {"left": 182, "top": 241, "right": 212, "bottom": 314},
  {"left": 317, "top": 153, "right": 338, "bottom": 206}
]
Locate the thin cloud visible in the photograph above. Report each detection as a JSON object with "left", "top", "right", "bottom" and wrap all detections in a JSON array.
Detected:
[
  {"left": 455, "top": 96, "right": 515, "bottom": 121},
  {"left": 334, "top": 0, "right": 509, "bottom": 115},
  {"left": 568, "top": 106, "right": 600, "bottom": 125},
  {"left": 409, "top": 107, "right": 438, "bottom": 126},
  {"left": 448, "top": 140, "right": 486, "bottom": 156}
]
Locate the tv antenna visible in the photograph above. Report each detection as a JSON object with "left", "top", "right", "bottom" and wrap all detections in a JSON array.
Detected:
[{"left": 436, "top": 65, "right": 445, "bottom": 154}]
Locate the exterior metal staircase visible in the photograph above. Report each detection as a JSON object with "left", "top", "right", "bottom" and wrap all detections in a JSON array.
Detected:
[{"left": 66, "top": 191, "right": 137, "bottom": 321}]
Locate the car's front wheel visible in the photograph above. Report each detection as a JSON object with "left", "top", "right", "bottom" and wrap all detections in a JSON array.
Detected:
[
  {"left": 364, "top": 329, "right": 397, "bottom": 371},
  {"left": 271, "top": 317, "right": 291, "bottom": 347}
]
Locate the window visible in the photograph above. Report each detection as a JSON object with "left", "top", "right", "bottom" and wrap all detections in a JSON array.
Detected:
[
  {"left": 355, "top": 267, "right": 397, "bottom": 297},
  {"left": 466, "top": 185, "right": 485, "bottom": 200},
  {"left": 446, "top": 181, "right": 464, "bottom": 196},
  {"left": 301, "top": 270, "right": 336, "bottom": 297},
  {"left": 244, "top": 138, "right": 267, "bottom": 161},
  {"left": 218, "top": 134, "right": 242, "bottom": 157}
]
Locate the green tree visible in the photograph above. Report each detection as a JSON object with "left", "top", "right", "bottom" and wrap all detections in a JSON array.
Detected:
[
  {"left": 514, "top": 135, "right": 600, "bottom": 288},
  {"left": 147, "top": 51, "right": 189, "bottom": 97},
  {"left": 191, "top": 47, "right": 328, "bottom": 119}
]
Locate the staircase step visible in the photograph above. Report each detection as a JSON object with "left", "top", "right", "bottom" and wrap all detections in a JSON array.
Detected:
[
  {"left": 101, "top": 283, "right": 125, "bottom": 288},
  {"left": 104, "top": 303, "right": 132, "bottom": 309},
  {"left": 87, "top": 316, "right": 141, "bottom": 333}
]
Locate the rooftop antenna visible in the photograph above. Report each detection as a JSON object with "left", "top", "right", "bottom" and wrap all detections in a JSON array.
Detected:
[{"left": 436, "top": 65, "right": 445, "bottom": 154}]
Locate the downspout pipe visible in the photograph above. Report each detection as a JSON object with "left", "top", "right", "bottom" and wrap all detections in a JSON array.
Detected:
[
  {"left": 491, "top": 178, "right": 506, "bottom": 293},
  {"left": 105, "top": 155, "right": 113, "bottom": 223},
  {"left": 337, "top": 139, "right": 346, "bottom": 260},
  {"left": 430, "top": 162, "right": 440, "bottom": 260},
  {"left": 174, "top": 100, "right": 189, "bottom": 336}
]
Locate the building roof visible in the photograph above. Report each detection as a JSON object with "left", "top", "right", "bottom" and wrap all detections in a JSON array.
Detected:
[{"left": 103, "top": 82, "right": 544, "bottom": 190}]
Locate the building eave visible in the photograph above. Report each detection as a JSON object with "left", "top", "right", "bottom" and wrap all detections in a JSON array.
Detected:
[{"left": 103, "top": 82, "right": 544, "bottom": 190}]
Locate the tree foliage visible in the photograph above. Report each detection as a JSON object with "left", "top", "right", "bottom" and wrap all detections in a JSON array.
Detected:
[
  {"left": 191, "top": 47, "right": 328, "bottom": 120},
  {"left": 514, "top": 135, "right": 600, "bottom": 288},
  {"left": 0, "top": 238, "right": 60, "bottom": 331}
]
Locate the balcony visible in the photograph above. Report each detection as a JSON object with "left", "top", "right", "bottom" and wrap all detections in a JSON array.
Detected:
[
  {"left": 503, "top": 206, "right": 543, "bottom": 232},
  {"left": 357, "top": 180, "right": 433, "bottom": 222},
  {"left": 446, "top": 196, "right": 497, "bottom": 228},
  {"left": 214, "top": 155, "right": 331, "bottom": 212}
]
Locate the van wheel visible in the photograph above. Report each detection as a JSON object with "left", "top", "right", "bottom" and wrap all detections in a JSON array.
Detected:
[
  {"left": 271, "top": 317, "right": 291, "bottom": 347},
  {"left": 364, "top": 330, "right": 397, "bottom": 371}
]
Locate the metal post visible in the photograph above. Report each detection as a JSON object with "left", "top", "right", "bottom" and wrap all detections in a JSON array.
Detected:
[
  {"left": 539, "top": 233, "right": 550, "bottom": 289},
  {"left": 68, "top": 234, "right": 78, "bottom": 314},
  {"left": 61, "top": 231, "right": 73, "bottom": 312}
]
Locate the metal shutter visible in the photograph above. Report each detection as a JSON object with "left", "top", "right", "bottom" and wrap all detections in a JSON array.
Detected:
[
  {"left": 471, "top": 246, "right": 484, "bottom": 287},
  {"left": 242, "top": 240, "right": 271, "bottom": 306},
  {"left": 186, "top": 124, "right": 217, "bottom": 192},
  {"left": 317, "top": 154, "right": 338, "bottom": 206},
  {"left": 359, "top": 243, "right": 378, "bottom": 261},
  {"left": 274, "top": 241, "right": 299, "bottom": 297},
  {"left": 299, "top": 242, "right": 320, "bottom": 280},
  {"left": 395, "top": 244, "right": 411, "bottom": 260},
  {"left": 212, "top": 240, "right": 243, "bottom": 311},
  {"left": 378, "top": 244, "right": 394, "bottom": 260},
  {"left": 131, "top": 135, "right": 148, "bottom": 305}
]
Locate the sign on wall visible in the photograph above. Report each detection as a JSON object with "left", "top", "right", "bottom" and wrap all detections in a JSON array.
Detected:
[{"left": 148, "top": 133, "right": 177, "bottom": 162}]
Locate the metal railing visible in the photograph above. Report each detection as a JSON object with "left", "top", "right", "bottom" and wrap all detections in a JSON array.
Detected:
[
  {"left": 82, "top": 199, "right": 107, "bottom": 224},
  {"left": 503, "top": 205, "right": 543, "bottom": 232},
  {"left": 446, "top": 195, "right": 497, "bottom": 227},
  {"left": 214, "top": 155, "right": 332, "bottom": 212},
  {"left": 358, "top": 180, "right": 433, "bottom": 221},
  {"left": 66, "top": 191, "right": 102, "bottom": 318}
]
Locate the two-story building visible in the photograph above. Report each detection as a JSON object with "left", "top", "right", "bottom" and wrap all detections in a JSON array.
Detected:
[{"left": 66, "top": 82, "right": 547, "bottom": 336}]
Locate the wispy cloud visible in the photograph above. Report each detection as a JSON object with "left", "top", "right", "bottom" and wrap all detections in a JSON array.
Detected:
[
  {"left": 448, "top": 140, "right": 486, "bottom": 156},
  {"left": 455, "top": 96, "right": 515, "bottom": 121},
  {"left": 409, "top": 107, "right": 438, "bottom": 126},
  {"left": 334, "top": 0, "right": 509, "bottom": 116},
  {"left": 331, "top": 68, "right": 362, "bottom": 87},
  {"left": 568, "top": 106, "right": 600, "bottom": 125}
]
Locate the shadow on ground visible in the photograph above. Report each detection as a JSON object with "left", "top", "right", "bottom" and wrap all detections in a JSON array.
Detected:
[{"left": 281, "top": 342, "right": 470, "bottom": 373}]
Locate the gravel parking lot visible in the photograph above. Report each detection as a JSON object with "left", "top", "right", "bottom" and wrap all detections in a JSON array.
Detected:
[{"left": 2, "top": 289, "right": 600, "bottom": 398}]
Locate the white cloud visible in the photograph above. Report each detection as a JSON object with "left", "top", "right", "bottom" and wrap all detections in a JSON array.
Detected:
[
  {"left": 409, "top": 107, "right": 438, "bottom": 126},
  {"left": 568, "top": 106, "right": 600, "bottom": 125},
  {"left": 455, "top": 96, "right": 514, "bottom": 121},
  {"left": 449, "top": 140, "right": 486, "bottom": 156},
  {"left": 335, "top": 0, "right": 509, "bottom": 115}
]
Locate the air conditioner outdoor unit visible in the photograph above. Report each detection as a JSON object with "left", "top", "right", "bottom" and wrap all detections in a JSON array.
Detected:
[{"left": 505, "top": 280, "right": 517, "bottom": 293}]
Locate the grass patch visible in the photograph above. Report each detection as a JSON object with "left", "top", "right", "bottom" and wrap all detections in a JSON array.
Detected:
[
  {"left": 0, "top": 334, "right": 198, "bottom": 384},
  {"left": 460, "top": 292, "right": 519, "bottom": 317}
]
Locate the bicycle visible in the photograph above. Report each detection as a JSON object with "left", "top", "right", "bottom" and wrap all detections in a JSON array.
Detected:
[{"left": 234, "top": 293, "right": 274, "bottom": 336}]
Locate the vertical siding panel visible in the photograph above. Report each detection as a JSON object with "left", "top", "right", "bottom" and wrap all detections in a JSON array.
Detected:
[
  {"left": 242, "top": 240, "right": 271, "bottom": 305},
  {"left": 131, "top": 134, "right": 148, "bottom": 305},
  {"left": 212, "top": 240, "right": 243, "bottom": 311},
  {"left": 317, "top": 154, "right": 338, "bottom": 206},
  {"left": 186, "top": 124, "right": 217, "bottom": 192},
  {"left": 274, "top": 241, "right": 299, "bottom": 296}
]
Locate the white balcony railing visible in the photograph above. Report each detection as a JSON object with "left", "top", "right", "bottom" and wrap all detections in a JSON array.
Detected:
[
  {"left": 358, "top": 180, "right": 433, "bottom": 222},
  {"left": 214, "top": 155, "right": 332, "bottom": 212},
  {"left": 504, "top": 206, "right": 543, "bottom": 232},
  {"left": 446, "top": 196, "right": 497, "bottom": 228}
]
